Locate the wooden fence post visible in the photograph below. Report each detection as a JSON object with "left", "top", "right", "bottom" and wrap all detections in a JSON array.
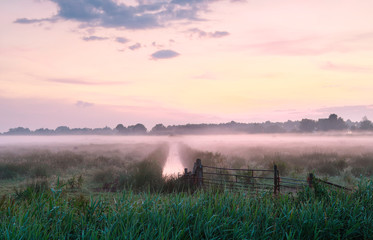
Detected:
[
  {"left": 274, "top": 164, "right": 278, "bottom": 195},
  {"left": 277, "top": 168, "right": 280, "bottom": 194},
  {"left": 193, "top": 159, "right": 203, "bottom": 187},
  {"left": 307, "top": 173, "right": 314, "bottom": 188}
]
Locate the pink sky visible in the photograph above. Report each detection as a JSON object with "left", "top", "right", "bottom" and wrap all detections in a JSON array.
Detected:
[{"left": 1, "top": 0, "right": 373, "bottom": 131}]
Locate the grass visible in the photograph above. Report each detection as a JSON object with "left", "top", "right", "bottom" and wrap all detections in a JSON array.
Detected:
[
  {"left": 0, "top": 143, "right": 169, "bottom": 193},
  {"left": 0, "top": 178, "right": 372, "bottom": 239},
  {"left": 178, "top": 143, "right": 373, "bottom": 188},
  {"left": 1, "top": 140, "right": 373, "bottom": 239}
]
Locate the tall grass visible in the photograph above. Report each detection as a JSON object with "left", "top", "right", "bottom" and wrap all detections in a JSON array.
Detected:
[
  {"left": 0, "top": 179, "right": 372, "bottom": 239},
  {"left": 0, "top": 143, "right": 167, "bottom": 180},
  {"left": 179, "top": 144, "right": 373, "bottom": 182}
]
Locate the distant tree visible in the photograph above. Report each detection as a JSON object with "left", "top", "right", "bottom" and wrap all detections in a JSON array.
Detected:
[
  {"left": 92, "top": 126, "right": 113, "bottom": 135},
  {"left": 128, "top": 123, "right": 147, "bottom": 135},
  {"left": 299, "top": 119, "right": 316, "bottom": 132},
  {"left": 264, "top": 124, "right": 285, "bottom": 133},
  {"left": 115, "top": 124, "right": 127, "bottom": 134},
  {"left": 283, "top": 120, "right": 300, "bottom": 132},
  {"left": 317, "top": 114, "right": 346, "bottom": 131},
  {"left": 5, "top": 127, "right": 31, "bottom": 135},
  {"left": 360, "top": 116, "right": 373, "bottom": 130},
  {"left": 34, "top": 128, "right": 54, "bottom": 135},
  {"left": 55, "top": 126, "right": 70, "bottom": 134},
  {"left": 151, "top": 124, "right": 167, "bottom": 134}
]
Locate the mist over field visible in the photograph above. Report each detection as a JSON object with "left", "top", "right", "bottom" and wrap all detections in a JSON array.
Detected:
[{"left": 1, "top": 133, "right": 373, "bottom": 177}]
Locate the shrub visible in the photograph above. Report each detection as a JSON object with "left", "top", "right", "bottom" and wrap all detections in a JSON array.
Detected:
[
  {"left": 0, "top": 163, "right": 19, "bottom": 179},
  {"left": 13, "top": 179, "right": 50, "bottom": 201},
  {"left": 67, "top": 175, "right": 84, "bottom": 189},
  {"left": 30, "top": 164, "right": 49, "bottom": 178},
  {"left": 132, "top": 159, "right": 164, "bottom": 190},
  {"left": 92, "top": 168, "right": 116, "bottom": 185}
]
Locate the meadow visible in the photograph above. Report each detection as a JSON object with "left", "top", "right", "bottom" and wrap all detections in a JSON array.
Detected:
[{"left": 0, "top": 134, "right": 373, "bottom": 239}]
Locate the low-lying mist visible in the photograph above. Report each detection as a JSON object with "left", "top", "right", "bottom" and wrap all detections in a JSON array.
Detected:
[{"left": 1, "top": 133, "right": 372, "bottom": 193}]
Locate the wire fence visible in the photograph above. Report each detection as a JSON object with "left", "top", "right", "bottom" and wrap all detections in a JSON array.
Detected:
[{"left": 182, "top": 159, "right": 352, "bottom": 194}]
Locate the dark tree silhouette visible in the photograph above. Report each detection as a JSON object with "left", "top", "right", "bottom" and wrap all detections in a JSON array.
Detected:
[
  {"left": 151, "top": 124, "right": 167, "bottom": 134},
  {"left": 299, "top": 119, "right": 317, "bottom": 132},
  {"left": 360, "top": 117, "right": 373, "bottom": 130},
  {"left": 128, "top": 123, "right": 147, "bottom": 135},
  {"left": 115, "top": 124, "right": 127, "bottom": 134}
]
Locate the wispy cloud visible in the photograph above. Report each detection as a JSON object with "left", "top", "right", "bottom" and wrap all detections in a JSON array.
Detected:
[
  {"left": 13, "top": 17, "right": 57, "bottom": 24},
  {"left": 82, "top": 35, "right": 109, "bottom": 41},
  {"left": 246, "top": 31, "right": 373, "bottom": 56},
  {"left": 321, "top": 61, "right": 373, "bottom": 73},
  {"left": 128, "top": 43, "right": 141, "bottom": 51},
  {"left": 247, "top": 37, "right": 330, "bottom": 56},
  {"left": 152, "top": 41, "right": 164, "bottom": 48},
  {"left": 192, "top": 72, "right": 217, "bottom": 80},
  {"left": 115, "top": 37, "right": 129, "bottom": 44},
  {"left": 189, "top": 28, "right": 230, "bottom": 39},
  {"left": 151, "top": 50, "right": 180, "bottom": 60},
  {"left": 47, "top": 78, "right": 130, "bottom": 85},
  {"left": 76, "top": 100, "right": 94, "bottom": 108}
]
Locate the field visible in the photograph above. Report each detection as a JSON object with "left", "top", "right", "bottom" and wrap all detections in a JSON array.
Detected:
[{"left": 1, "top": 134, "right": 373, "bottom": 239}]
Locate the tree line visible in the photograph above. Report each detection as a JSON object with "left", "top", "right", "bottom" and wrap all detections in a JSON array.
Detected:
[{"left": 1, "top": 114, "right": 373, "bottom": 135}]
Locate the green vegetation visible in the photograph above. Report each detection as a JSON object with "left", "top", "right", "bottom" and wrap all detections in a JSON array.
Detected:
[
  {"left": 179, "top": 143, "right": 373, "bottom": 188},
  {"left": 0, "top": 178, "right": 372, "bottom": 239},
  {"left": 1, "top": 141, "right": 373, "bottom": 239},
  {"left": 0, "top": 143, "right": 169, "bottom": 193}
]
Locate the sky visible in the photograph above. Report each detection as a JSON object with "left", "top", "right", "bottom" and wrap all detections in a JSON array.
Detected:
[{"left": 1, "top": 0, "right": 373, "bottom": 132}]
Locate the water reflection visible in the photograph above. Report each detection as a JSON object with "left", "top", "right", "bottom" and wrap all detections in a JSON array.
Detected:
[{"left": 162, "top": 143, "right": 184, "bottom": 176}]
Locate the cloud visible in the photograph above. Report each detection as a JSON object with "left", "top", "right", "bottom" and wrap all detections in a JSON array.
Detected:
[
  {"left": 15, "top": 0, "right": 215, "bottom": 30},
  {"left": 82, "top": 35, "right": 109, "bottom": 41},
  {"left": 76, "top": 100, "right": 94, "bottom": 108},
  {"left": 247, "top": 37, "right": 330, "bottom": 56},
  {"left": 151, "top": 50, "right": 180, "bottom": 59},
  {"left": 128, "top": 43, "right": 142, "bottom": 51},
  {"left": 189, "top": 28, "right": 230, "bottom": 39},
  {"left": 14, "top": 17, "right": 57, "bottom": 24},
  {"left": 115, "top": 37, "right": 129, "bottom": 44},
  {"left": 246, "top": 31, "right": 373, "bottom": 56},
  {"left": 47, "top": 78, "right": 130, "bottom": 85},
  {"left": 152, "top": 41, "right": 163, "bottom": 48},
  {"left": 321, "top": 61, "right": 372, "bottom": 73},
  {"left": 192, "top": 72, "right": 216, "bottom": 80}
]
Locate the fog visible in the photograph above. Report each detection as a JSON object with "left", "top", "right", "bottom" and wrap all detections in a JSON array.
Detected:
[{"left": 1, "top": 134, "right": 373, "bottom": 175}]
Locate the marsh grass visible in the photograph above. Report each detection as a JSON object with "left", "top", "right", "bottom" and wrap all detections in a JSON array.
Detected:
[
  {"left": 1, "top": 178, "right": 372, "bottom": 239},
  {"left": 1, "top": 141, "right": 373, "bottom": 239},
  {"left": 0, "top": 143, "right": 169, "bottom": 192},
  {"left": 179, "top": 144, "right": 373, "bottom": 188}
]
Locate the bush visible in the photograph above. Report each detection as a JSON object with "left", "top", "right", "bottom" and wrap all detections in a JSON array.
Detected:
[
  {"left": 13, "top": 179, "right": 50, "bottom": 201},
  {"left": 132, "top": 159, "right": 164, "bottom": 190},
  {"left": 0, "top": 163, "right": 19, "bottom": 179},
  {"left": 92, "top": 168, "right": 116, "bottom": 185},
  {"left": 31, "top": 164, "right": 49, "bottom": 178}
]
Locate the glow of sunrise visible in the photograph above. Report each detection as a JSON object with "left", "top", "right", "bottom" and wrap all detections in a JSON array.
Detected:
[{"left": 1, "top": 0, "right": 373, "bottom": 131}]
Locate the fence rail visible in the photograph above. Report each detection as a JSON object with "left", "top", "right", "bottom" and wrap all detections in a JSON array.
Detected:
[{"left": 182, "top": 159, "right": 353, "bottom": 194}]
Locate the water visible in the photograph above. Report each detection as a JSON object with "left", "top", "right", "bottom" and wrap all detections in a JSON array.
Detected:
[{"left": 162, "top": 143, "right": 184, "bottom": 176}]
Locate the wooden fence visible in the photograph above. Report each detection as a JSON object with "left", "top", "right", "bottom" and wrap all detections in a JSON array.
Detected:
[{"left": 182, "top": 159, "right": 352, "bottom": 194}]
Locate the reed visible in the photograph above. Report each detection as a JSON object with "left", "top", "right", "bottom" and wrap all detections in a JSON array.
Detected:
[{"left": 1, "top": 179, "right": 372, "bottom": 239}]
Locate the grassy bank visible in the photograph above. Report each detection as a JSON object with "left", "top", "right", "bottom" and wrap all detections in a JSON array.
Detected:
[
  {"left": 0, "top": 179, "right": 372, "bottom": 239},
  {"left": 1, "top": 142, "right": 373, "bottom": 239}
]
